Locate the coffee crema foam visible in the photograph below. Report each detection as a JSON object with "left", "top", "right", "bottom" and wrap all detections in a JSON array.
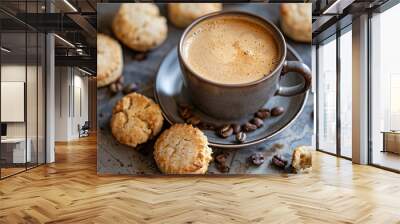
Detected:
[{"left": 182, "top": 16, "right": 280, "bottom": 84}]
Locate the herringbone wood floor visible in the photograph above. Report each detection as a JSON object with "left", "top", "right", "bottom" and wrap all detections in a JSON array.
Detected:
[{"left": 1, "top": 135, "right": 400, "bottom": 224}]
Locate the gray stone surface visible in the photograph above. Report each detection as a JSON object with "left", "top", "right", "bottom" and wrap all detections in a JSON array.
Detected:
[{"left": 97, "top": 3, "right": 313, "bottom": 175}]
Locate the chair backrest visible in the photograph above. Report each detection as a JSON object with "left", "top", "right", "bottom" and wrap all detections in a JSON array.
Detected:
[{"left": 82, "top": 121, "right": 90, "bottom": 129}]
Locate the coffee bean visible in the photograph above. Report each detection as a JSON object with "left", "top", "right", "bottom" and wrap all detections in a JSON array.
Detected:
[
  {"left": 236, "top": 132, "right": 246, "bottom": 143},
  {"left": 214, "top": 153, "right": 230, "bottom": 173},
  {"left": 256, "top": 109, "right": 270, "bottom": 119},
  {"left": 276, "top": 155, "right": 288, "bottom": 166},
  {"left": 272, "top": 157, "right": 285, "bottom": 168},
  {"left": 109, "top": 82, "right": 123, "bottom": 94},
  {"left": 232, "top": 124, "right": 241, "bottom": 134},
  {"left": 109, "top": 83, "right": 117, "bottom": 93},
  {"left": 216, "top": 163, "right": 230, "bottom": 173},
  {"left": 187, "top": 116, "right": 201, "bottom": 126},
  {"left": 218, "top": 124, "right": 233, "bottom": 138},
  {"left": 242, "top": 122, "right": 257, "bottom": 132},
  {"left": 117, "top": 83, "right": 123, "bottom": 90},
  {"left": 271, "top": 155, "right": 287, "bottom": 168},
  {"left": 250, "top": 117, "right": 264, "bottom": 128},
  {"left": 215, "top": 153, "right": 227, "bottom": 164},
  {"left": 271, "top": 106, "right": 285, "bottom": 116},
  {"left": 250, "top": 153, "right": 265, "bottom": 166},
  {"left": 179, "top": 107, "right": 192, "bottom": 120},
  {"left": 117, "top": 76, "right": 124, "bottom": 84},
  {"left": 122, "top": 83, "right": 139, "bottom": 95}
]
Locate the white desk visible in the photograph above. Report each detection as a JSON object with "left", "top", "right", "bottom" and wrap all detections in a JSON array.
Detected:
[{"left": 1, "top": 138, "right": 31, "bottom": 163}]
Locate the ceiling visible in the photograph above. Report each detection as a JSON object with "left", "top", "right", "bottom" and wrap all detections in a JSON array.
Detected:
[
  {"left": 0, "top": 0, "right": 96, "bottom": 73},
  {"left": 312, "top": 0, "right": 393, "bottom": 43}
]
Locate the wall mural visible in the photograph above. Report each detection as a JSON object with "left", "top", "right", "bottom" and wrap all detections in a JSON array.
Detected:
[{"left": 97, "top": 3, "right": 314, "bottom": 175}]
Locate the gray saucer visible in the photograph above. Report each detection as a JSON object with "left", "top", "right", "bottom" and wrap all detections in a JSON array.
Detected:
[{"left": 154, "top": 45, "right": 308, "bottom": 148}]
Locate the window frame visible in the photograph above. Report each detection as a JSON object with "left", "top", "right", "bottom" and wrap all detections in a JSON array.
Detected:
[
  {"left": 315, "top": 24, "right": 353, "bottom": 161},
  {"left": 0, "top": 1, "right": 47, "bottom": 180}
]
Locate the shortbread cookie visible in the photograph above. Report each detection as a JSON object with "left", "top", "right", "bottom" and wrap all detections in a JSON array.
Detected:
[
  {"left": 168, "top": 3, "right": 222, "bottom": 28},
  {"left": 112, "top": 3, "right": 167, "bottom": 52},
  {"left": 154, "top": 124, "right": 212, "bottom": 174},
  {"left": 280, "top": 3, "right": 312, "bottom": 43},
  {"left": 291, "top": 146, "right": 312, "bottom": 173},
  {"left": 97, "top": 34, "right": 123, "bottom": 87},
  {"left": 111, "top": 93, "right": 164, "bottom": 148}
]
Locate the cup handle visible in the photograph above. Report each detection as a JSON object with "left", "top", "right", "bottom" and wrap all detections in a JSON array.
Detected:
[{"left": 276, "top": 61, "right": 312, "bottom": 96}]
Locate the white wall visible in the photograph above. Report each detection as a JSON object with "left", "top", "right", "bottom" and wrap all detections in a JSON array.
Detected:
[
  {"left": 55, "top": 66, "right": 70, "bottom": 141},
  {"left": 1, "top": 65, "right": 37, "bottom": 138},
  {"left": 1, "top": 65, "right": 26, "bottom": 145},
  {"left": 1, "top": 65, "right": 25, "bottom": 139},
  {"left": 54, "top": 67, "right": 89, "bottom": 141},
  {"left": 1, "top": 64, "right": 46, "bottom": 164}
]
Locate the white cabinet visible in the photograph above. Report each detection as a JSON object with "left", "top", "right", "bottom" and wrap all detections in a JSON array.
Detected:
[{"left": 1, "top": 138, "right": 32, "bottom": 163}]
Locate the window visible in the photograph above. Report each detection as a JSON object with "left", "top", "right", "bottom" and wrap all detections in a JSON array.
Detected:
[
  {"left": 317, "top": 37, "right": 337, "bottom": 154},
  {"left": 339, "top": 29, "right": 352, "bottom": 158},
  {"left": 0, "top": 2, "right": 46, "bottom": 179},
  {"left": 316, "top": 26, "right": 353, "bottom": 159},
  {"left": 370, "top": 2, "right": 400, "bottom": 171}
]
